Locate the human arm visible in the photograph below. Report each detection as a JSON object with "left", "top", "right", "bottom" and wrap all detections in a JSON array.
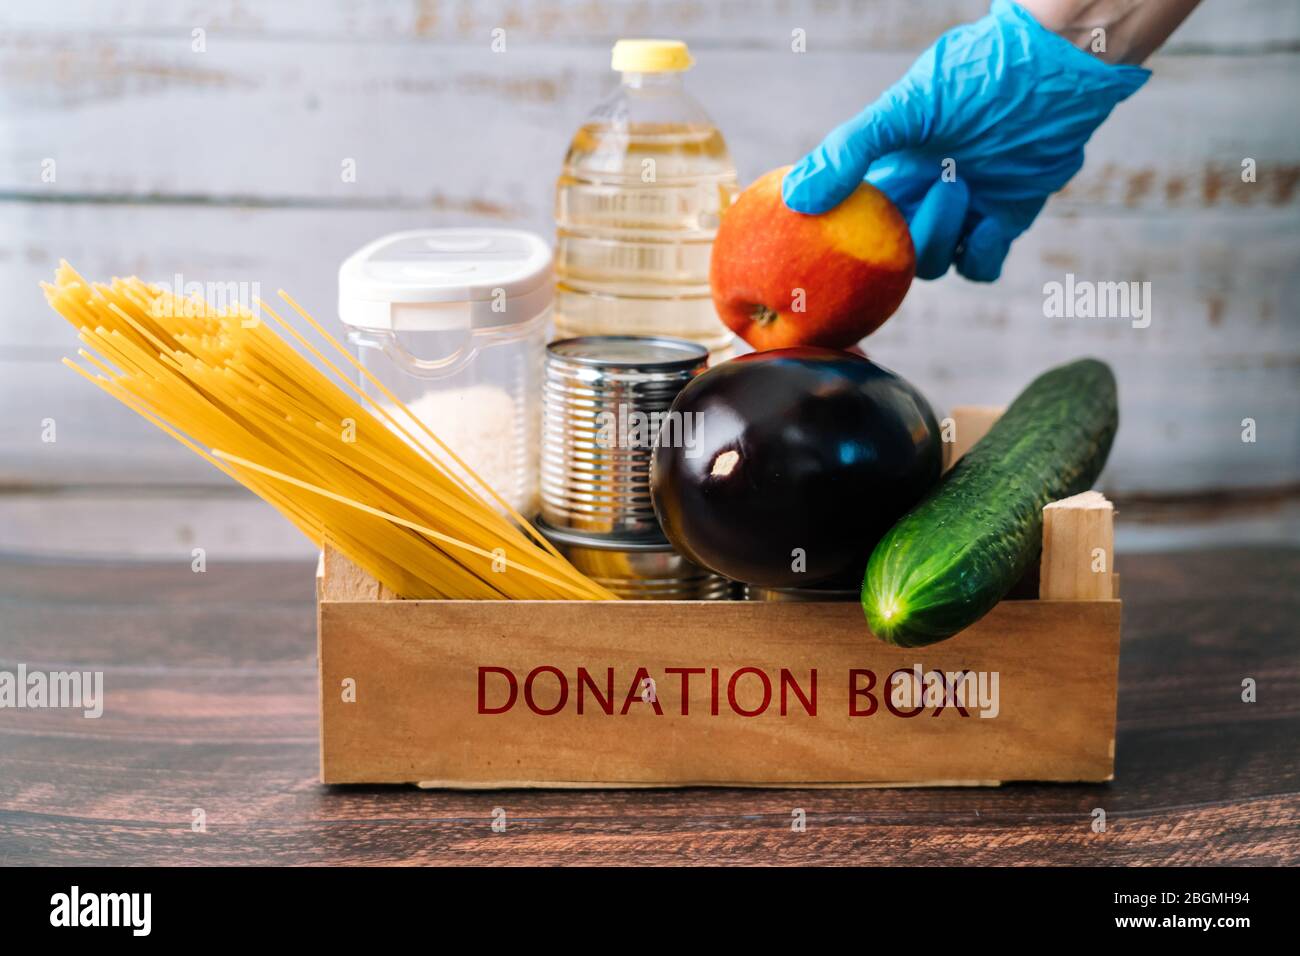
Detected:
[{"left": 781, "top": 0, "right": 1201, "bottom": 281}]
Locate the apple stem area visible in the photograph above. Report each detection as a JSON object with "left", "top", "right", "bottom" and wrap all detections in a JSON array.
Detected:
[{"left": 751, "top": 304, "right": 781, "bottom": 326}]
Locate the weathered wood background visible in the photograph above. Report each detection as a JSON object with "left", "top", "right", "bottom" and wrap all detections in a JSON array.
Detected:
[{"left": 2, "top": 0, "right": 1297, "bottom": 499}]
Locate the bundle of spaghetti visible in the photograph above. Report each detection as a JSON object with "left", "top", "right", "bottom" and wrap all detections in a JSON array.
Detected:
[{"left": 41, "top": 261, "right": 615, "bottom": 601}]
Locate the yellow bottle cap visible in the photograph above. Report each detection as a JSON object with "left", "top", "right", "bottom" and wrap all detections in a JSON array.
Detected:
[{"left": 611, "top": 39, "right": 694, "bottom": 73}]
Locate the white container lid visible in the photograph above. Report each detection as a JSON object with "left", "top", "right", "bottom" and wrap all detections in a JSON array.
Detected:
[{"left": 338, "top": 228, "right": 553, "bottom": 332}]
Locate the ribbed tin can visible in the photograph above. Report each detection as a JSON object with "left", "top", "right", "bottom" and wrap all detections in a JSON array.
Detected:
[
  {"left": 537, "top": 519, "right": 731, "bottom": 601},
  {"left": 542, "top": 335, "right": 708, "bottom": 537}
]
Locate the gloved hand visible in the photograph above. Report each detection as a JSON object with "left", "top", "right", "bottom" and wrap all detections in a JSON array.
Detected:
[{"left": 782, "top": 0, "right": 1150, "bottom": 281}]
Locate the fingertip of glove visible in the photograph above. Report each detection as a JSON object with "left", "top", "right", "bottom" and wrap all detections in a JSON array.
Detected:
[
  {"left": 956, "top": 217, "right": 1010, "bottom": 283},
  {"left": 958, "top": 263, "right": 1002, "bottom": 283},
  {"left": 956, "top": 254, "right": 1004, "bottom": 283},
  {"left": 915, "top": 258, "right": 952, "bottom": 281},
  {"left": 781, "top": 162, "right": 835, "bottom": 214},
  {"left": 910, "top": 177, "right": 970, "bottom": 279}
]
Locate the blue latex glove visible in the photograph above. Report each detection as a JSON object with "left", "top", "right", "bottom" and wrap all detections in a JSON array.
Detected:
[{"left": 782, "top": 0, "right": 1150, "bottom": 281}]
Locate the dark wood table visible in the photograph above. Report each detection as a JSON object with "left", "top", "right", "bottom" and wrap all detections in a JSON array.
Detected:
[{"left": 1, "top": 547, "right": 1296, "bottom": 866}]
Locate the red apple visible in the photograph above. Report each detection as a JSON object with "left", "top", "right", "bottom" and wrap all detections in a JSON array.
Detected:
[{"left": 710, "top": 166, "right": 914, "bottom": 351}]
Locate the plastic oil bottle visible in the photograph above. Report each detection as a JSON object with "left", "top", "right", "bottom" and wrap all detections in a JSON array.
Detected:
[{"left": 554, "top": 39, "right": 739, "bottom": 357}]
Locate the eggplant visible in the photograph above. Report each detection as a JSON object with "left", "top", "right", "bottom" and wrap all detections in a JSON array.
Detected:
[{"left": 650, "top": 347, "right": 942, "bottom": 588}]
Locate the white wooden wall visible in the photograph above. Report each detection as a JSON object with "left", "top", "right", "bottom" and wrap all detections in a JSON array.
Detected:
[{"left": 2, "top": 0, "right": 1297, "bottom": 496}]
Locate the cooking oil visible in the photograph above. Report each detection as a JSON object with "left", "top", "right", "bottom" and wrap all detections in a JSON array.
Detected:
[{"left": 554, "top": 40, "right": 738, "bottom": 357}]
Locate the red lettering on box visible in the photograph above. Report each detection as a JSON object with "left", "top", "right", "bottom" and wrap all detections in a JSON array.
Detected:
[
  {"left": 577, "top": 667, "right": 614, "bottom": 715},
  {"left": 849, "top": 669, "right": 877, "bottom": 717},
  {"left": 665, "top": 667, "right": 705, "bottom": 715},
  {"left": 728, "top": 667, "right": 772, "bottom": 717},
  {"left": 780, "top": 668, "right": 817, "bottom": 716},
  {"left": 478, "top": 666, "right": 517, "bottom": 715},
  {"left": 524, "top": 665, "right": 568, "bottom": 716}
]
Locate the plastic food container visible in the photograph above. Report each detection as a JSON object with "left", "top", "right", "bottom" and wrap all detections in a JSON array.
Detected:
[{"left": 338, "top": 229, "right": 551, "bottom": 516}]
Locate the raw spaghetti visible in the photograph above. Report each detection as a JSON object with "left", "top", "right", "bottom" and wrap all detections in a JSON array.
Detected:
[{"left": 42, "top": 262, "right": 615, "bottom": 601}]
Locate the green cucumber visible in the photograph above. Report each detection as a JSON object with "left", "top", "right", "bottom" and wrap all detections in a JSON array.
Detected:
[{"left": 862, "top": 358, "right": 1118, "bottom": 647}]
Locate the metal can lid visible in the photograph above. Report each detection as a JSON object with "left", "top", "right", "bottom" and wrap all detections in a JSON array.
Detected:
[{"left": 546, "top": 335, "right": 707, "bottom": 373}]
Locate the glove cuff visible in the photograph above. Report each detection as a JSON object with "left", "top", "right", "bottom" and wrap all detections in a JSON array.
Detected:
[{"left": 993, "top": 0, "right": 1151, "bottom": 101}]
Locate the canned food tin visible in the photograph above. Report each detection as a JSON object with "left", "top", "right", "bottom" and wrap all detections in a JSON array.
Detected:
[
  {"left": 542, "top": 335, "right": 708, "bottom": 537},
  {"left": 537, "top": 519, "right": 730, "bottom": 601}
]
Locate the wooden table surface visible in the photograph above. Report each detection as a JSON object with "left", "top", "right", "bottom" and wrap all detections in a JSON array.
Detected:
[{"left": 1, "top": 546, "right": 1296, "bottom": 866}]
